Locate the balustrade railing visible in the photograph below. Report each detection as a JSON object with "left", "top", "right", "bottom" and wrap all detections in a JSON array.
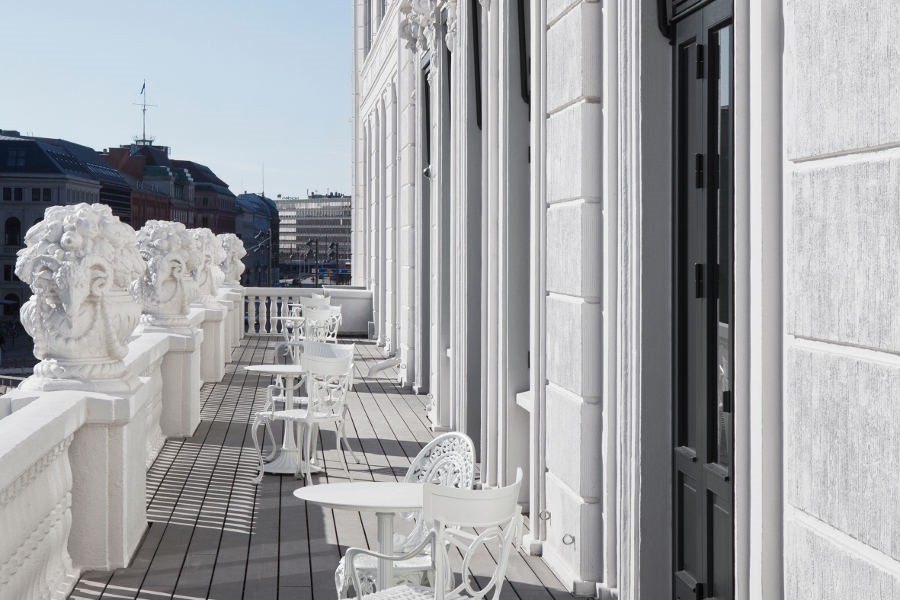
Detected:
[{"left": 243, "top": 286, "right": 373, "bottom": 337}]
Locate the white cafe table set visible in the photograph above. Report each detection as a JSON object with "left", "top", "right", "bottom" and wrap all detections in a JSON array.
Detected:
[
  {"left": 243, "top": 363, "right": 310, "bottom": 475},
  {"left": 293, "top": 481, "right": 424, "bottom": 590}
]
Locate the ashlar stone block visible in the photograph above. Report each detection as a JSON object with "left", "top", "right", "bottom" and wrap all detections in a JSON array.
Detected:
[
  {"left": 546, "top": 294, "right": 602, "bottom": 398},
  {"left": 787, "top": 159, "right": 900, "bottom": 352},
  {"left": 543, "top": 472, "right": 604, "bottom": 587},
  {"left": 785, "top": 518, "right": 900, "bottom": 600},
  {"left": 546, "top": 384, "right": 603, "bottom": 498},
  {"left": 547, "top": 199, "right": 602, "bottom": 298},
  {"left": 547, "top": 101, "right": 603, "bottom": 203},
  {"left": 785, "top": 345, "right": 900, "bottom": 560},
  {"left": 785, "top": 0, "right": 900, "bottom": 158},
  {"left": 547, "top": 1, "right": 602, "bottom": 113}
]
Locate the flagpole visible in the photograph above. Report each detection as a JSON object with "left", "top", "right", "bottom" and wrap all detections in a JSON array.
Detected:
[{"left": 141, "top": 80, "right": 147, "bottom": 143}]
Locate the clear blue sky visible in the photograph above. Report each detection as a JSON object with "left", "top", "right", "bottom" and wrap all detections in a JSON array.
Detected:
[{"left": 0, "top": 1, "right": 352, "bottom": 200}]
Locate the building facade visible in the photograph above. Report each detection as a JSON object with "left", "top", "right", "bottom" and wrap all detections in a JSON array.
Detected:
[
  {"left": 235, "top": 192, "right": 280, "bottom": 286},
  {"left": 276, "top": 193, "right": 352, "bottom": 282},
  {"left": 352, "top": 1, "right": 896, "bottom": 599}
]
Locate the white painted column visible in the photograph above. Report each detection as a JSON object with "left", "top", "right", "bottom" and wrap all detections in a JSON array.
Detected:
[
  {"left": 480, "top": 0, "right": 500, "bottom": 488},
  {"left": 377, "top": 97, "right": 389, "bottom": 347},
  {"left": 398, "top": 49, "right": 418, "bottom": 387}
]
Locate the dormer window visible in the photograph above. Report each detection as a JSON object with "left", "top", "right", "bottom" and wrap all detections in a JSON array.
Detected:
[{"left": 6, "top": 150, "right": 25, "bottom": 167}]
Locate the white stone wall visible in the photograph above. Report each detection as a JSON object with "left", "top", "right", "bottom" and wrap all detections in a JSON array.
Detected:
[
  {"left": 542, "top": 0, "right": 604, "bottom": 593},
  {"left": 784, "top": 0, "right": 900, "bottom": 595}
]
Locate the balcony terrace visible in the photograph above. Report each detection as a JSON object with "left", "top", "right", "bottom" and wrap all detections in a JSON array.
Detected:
[
  {"left": 62, "top": 335, "right": 569, "bottom": 600},
  {"left": 0, "top": 275, "right": 567, "bottom": 600}
]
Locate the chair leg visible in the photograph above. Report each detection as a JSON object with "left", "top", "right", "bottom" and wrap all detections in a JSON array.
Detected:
[
  {"left": 338, "top": 420, "right": 362, "bottom": 464},
  {"left": 250, "top": 415, "right": 267, "bottom": 484},
  {"left": 303, "top": 422, "right": 316, "bottom": 485},
  {"left": 336, "top": 423, "right": 353, "bottom": 482}
]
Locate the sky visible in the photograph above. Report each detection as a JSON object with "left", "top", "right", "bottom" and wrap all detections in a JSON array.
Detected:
[{"left": 0, "top": 1, "right": 352, "bottom": 200}]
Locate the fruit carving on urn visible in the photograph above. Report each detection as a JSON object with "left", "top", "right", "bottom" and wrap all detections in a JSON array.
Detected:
[
  {"left": 15, "top": 203, "right": 145, "bottom": 389},
  {"left": 191, "top": 228, "right": 226, "bottom": 307},
  {"left": 218, "top": 233, "right": 247, "bottom": 286},
  {"left": 133, "top": 220, "right": 199, "bottom": 327}
]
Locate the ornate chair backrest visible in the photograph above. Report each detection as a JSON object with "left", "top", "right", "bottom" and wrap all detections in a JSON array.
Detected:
[
  {"left": 426, "top": 469, "right": 523, "bottom": 600},
  {"left": 303, "top": 340, "right": 355, "bottom": 385},
  {"left": 400, "top": 432, "right": 476, "bottom": 549},
  {"left": 301, "top": 352, "right": 354, "bottom": 419},
  {"left": 304, "top": 306, "right": 340, "bottom": 342},
  {"left": 300, "top": 295, "right": 331, "bottom": 313},
  {"left": 404, "top": 432, "right": 476, "bottom": 488}
]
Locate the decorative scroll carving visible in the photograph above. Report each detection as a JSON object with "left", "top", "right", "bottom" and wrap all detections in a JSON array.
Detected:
[
  {"left": 400, "top": 0, "right": 437, "bottom": 51},
  {"left": 189, "top": 228, "right": 226, "bottom": 307},
  {"left": 218, "top": 233, "right": 247, "bottom": 286},
  {"left": 15, "top": 204, "right": 144, "bottom": 389},
  {"left": 444, "top": 0, "right": 458, "bottom": 50},
  {"left": 133, "top": 220, "right": 199, "bottom": 328}
]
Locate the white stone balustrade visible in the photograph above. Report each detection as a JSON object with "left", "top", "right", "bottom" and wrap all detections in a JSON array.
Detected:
[
  {"left": 243, "top": 286, "right": 374, "bottom": 337},
  {"left": 0, "top": 204, "right": 245, "bottom": 599}
]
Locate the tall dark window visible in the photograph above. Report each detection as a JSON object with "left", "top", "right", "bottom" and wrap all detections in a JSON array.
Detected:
[
  {"left": 671, "top": 1, "right": 734, "bottom": 599},
  {"left": 471, "top": 0, "right": 483, "bottom": 129},
  {"left": 517, "top": 0, "right": 531, "bottom": 107},
  {"left": 4, "top": 218, "right": 21, "bottom": 246}
]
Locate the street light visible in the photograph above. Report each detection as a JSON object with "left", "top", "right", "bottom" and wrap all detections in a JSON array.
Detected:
[
  {"left": 250, "top": 228, "right": 273, "bottom": 286},
  {"left": 304, "top": 238, "right": 319, "bottom": 288}
]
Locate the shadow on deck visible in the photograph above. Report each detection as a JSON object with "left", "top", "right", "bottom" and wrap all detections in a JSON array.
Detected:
[{"left": 68, "top": 336, "right": 572, "bottom": 600}]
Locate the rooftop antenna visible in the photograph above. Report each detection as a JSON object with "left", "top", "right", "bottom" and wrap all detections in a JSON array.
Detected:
[
  {"left": 133, "top": 79, "right": 157, "bottom": 145},
  {"left": 262, "top": 163, "right": 265, "bottom": 198}
]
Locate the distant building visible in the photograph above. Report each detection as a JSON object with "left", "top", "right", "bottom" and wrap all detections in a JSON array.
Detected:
[
  {"left": 276, "top": 192, "right": 351, "bottom": 280},
  {"left": 0, "top": 130, "right": 128, "bottom": 319},
  {"left": 103, "top": 144, "right": 237, "bottom": 233},
  {"left": 172, "top": 160, "right": 238, "bottom": 233},
  {"left": 235, "top": 193, "right": 280, "bottom": 286}
]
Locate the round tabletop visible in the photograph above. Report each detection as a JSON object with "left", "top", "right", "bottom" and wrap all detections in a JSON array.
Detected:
[
  {"left": 244, "top": 364, "right": 305, "bottom": 376},
  {"left": 293, "top": 482, "right": 423, "bottom": 513}
]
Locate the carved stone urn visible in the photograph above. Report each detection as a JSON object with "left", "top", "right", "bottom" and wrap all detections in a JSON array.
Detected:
[
  {"left": 218, "top": 233, "right": 247, "bottom": 286},
  {"left": 132, "top": 220, "right": 199, "bottom": 328},
  {"left": 189, "top": 228, "right": 226, "bottom": 307},
  {"left": 15, "top": 203, "right": 146, "bottom": 391}
]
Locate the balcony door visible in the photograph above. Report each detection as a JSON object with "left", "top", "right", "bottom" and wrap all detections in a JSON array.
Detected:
[{"left": 672, "top": 0, "right": 734, "bottom": 598}]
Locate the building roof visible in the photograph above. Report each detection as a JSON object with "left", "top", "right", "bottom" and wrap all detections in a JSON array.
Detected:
[
  {"left": 171, "top": 160, "right": 234, "bottom": 197},
  {"left": 0, "top": 134, "right": 120, "bottom": 184},
  {"left": 236, "top": 192, "right": 278, "bottom": 217}
]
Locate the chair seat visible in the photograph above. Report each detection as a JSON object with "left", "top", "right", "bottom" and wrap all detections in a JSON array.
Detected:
[
  {"left": 335, "top": 552, "right": 433, "bottom": 598},
  {"left": 362, "top": 583, "right": 457, "bottom": 600}
]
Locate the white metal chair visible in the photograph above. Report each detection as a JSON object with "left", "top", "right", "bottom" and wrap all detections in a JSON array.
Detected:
[
  {"left": 252, "top": 351, "right": 357, "bottom": 485},
  {"left": 299, "top": 294, "right": 331, "bottom": 314},
  {"left": 304, "top": 306, "right": 341, "bottom": 343},
  {"left": 345, "top": 468, "right": 523, "bottom": 600},
  {"left": 335, "top": 432, "right": 477, "bottom": 598}
]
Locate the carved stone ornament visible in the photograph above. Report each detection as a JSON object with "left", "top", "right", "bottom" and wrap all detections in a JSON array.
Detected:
[
  {"left": 15, "top": 203, "right": 145, "bottom": 390},
  {"left": 444, "top": 0, "right": 458, "bottom": 50},
  {"left": 132, "top": 220, "right": 200, "bottom": 327},
  {"left": 189, "top": 227, "right": 226, "bottom": 307},
  {"left": 400, "top": 0, "right": 437, "bottom": 51},
  {"left": 218, "top": 233, "right": 247, "bottom": 286}
]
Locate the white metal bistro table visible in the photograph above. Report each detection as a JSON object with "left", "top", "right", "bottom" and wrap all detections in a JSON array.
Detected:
[
  {"left": 244, "top": 363, "right": 310, "bottom": 475},
  {"left": 269, "top": 314, "right": 305, "bottom": 342},
  {"left": 293, "top": 482, "right": 424, "bottom": 590}
]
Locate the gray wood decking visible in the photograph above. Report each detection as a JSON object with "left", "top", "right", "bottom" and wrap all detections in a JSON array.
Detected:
[{"left": 68, "top": 337, "right": 571, "bottom": 600}]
